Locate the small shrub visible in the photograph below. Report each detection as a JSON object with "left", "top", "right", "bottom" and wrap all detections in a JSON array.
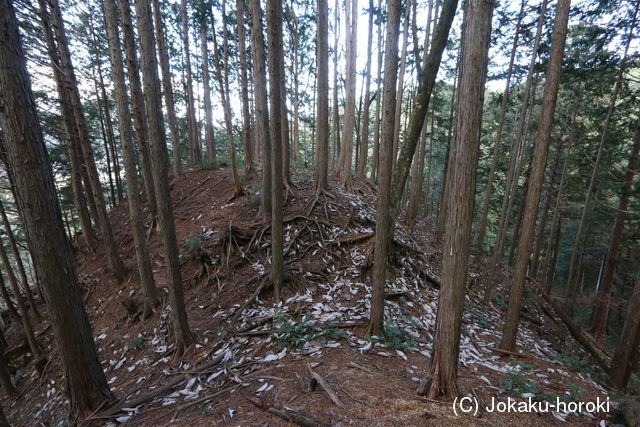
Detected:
[
  {"left": 492, "top": 293, "right": 508, "bottom": 311},
  {"left": 465, "top": 301, "right": 492, "bottom": 329},
  {"left": 366, "top": 321, "right": 416, "bottom": 350},
  {"left": 181, "top": 232, "right": 206, "bottom": 261},
  {"left": 558, "top": 346, "right": 591, "bottom": 373},
  {"left": 272, "top": 316, "right": 343, "bottom": 350},
  {"left": 500, "top": 360, "right": 538, "bottom": 397},
  {"left": 127, "top": 333, "right": 147, "bottom": 351}
]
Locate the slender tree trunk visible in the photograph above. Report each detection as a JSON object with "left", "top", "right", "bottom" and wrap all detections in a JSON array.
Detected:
[
  {"left": 93, "top": 79, "right": 117, "bottom": 209},
  {"left": 135, "top": 0, "right": 192, "bottom": 356},
  {"left": 417, "top": 0, "right": 494, "bottom": 399},
  {"left": 211, "top": 10, "right": 244, "bottom": 198},
  {"left": 566, "top": 4, "right": 638, "bottom": 304},
  {"left": 389, "top": 0, "right": 459, "bottom": 235},
  {"left": 530, "top": 140, "right": 561, "bottom": 276},
  {"left": 200, "top": 25, "right": 216, "bottom": 163},
  {"left": 0, "top": 329, "right": 16, "bottom": 398},
  {"left": 609, "top": 273, "right": 640, "bottom": 390},
  {"left": 249, "top": 0, "right": 271, "bottom": 223},
  {"left": 367, "top": 0, "right": 401, "bottom": 337},
  {"left": 315, "top": 0, "right": 329, "bottom": 193},
  {"left": 267, "top": 0, "right": 285, "bottom": 300},
  {"left": 181, "top": 0, "right": 202, "bottom": 164},
  {"left": 0, "top": 243, "right": 41, "bottom": 359},
  {"left": 370, "top": 0, "right": 383, "bottom": 181},
  {"left": 356, "top": 0, "right": 375, "bottom": 180},
  {"left": 488, "top": 0, "right": 548, "bottom": 288},
  {"left": 46, "top": 0, "right": 125, "bottom": 280},
  {"left": 335, "top": 0, "right": 357, "bottom": 188},
  {"left": 237, "top": 0, "right": 255, "bottom": 177},
  {"left": 590, "top": 125, "right": 640, "bottom": 342},
  {"left": 121, "top": 0, "right": 158, "bottom": 221},
  {"left": 475, "top": 0, "right": 527, "bottom": 251},
  {"left": 499, "top": 0, "right": 571, "bottom": 352},
  {"left": 331, "top": 0, "right": 341, "bottom": 171},
  {"left": 391, "top": 1, "right": 411, "bottom": 169},
  {"left": 152, "top": 0, "right": 182, "bottom": 176},
  {"left": 104, "top": 0, "right": 160, "bottom": 318},
  {"left": 0, "top": 1, "right": 115, "bottom": 414}
]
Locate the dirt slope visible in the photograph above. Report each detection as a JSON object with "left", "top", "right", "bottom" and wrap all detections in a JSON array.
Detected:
[{"left": 2, "top": 167, "right": 617, "bottom": 426}]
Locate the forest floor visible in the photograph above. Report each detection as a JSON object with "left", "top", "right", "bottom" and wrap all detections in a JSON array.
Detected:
[{"left": 1, "top": 167, "right": 626, "bottom": 426}]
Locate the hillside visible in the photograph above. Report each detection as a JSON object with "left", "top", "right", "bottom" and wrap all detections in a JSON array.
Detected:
[{"left": 2, "top": 168, "right": 622, "bottom": 425}]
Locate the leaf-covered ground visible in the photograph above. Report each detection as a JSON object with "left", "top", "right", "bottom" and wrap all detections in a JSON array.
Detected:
[{"left": 3, "top": 167, "right": 619, "bottom": 426}]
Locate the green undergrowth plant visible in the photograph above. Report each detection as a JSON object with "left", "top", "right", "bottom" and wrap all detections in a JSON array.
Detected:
[
  {"left": 366, "top": 320, "right": 416, "bottom": 350},
  {"left": 181, "top": 232, "right": 206, "bottom": 262},
  {"left": 272, "top": 316, "right": 342, "bottom": 350},
  {"left": 500, "top": 359, "right": 538, "bottom": 397},
  {"left": 465, "top": 300, "right": 492, "bottom": 329},
  {"left": 127, "top": 333, "right": 147, "bottom": 351},
  {"left": 558, "top": 345, "right": 592, "bottom": 373}
]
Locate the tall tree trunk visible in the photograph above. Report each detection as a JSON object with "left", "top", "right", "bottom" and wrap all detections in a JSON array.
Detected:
[
  {"left": 566, "top": 4, "right": 638, "bottom": 304},
  {"left": 370, "top": 0, "right": 383, "bottom": 181},
  {"left": 609, "top": 273, "right": 640, "bottom": 390},
  {"left": 200, "top": 25, "right": 216, "bottom": 163},
  {"left": 46, "top": 0, "right": 126, "bottom": 280},
  {"left": 211, "top": 8, "right": 244, "bottom": 198},
  {"left": 135, "top": 0, "right": 193, "bottom": 356},
  {"left": 0, "top": 241, "right": 41, "bottom": 359},
  {"left": 367, "top": 0, "right": 401, "bottom": 337},
  {"left": 92, "top": 79, "right": 117, "bottom": 209},
  {"left": 475, "top": 0, "right": 527, "bottom": 251},
  {"left": 121, "top": 0, "right": 158, "bottom": 221},
  {"left": 181, "top": 0, "right": 202, "bottom": 164},
  {"left": 0, "top": 199, "right": 40, "bottom": 319},
  {"left": 267, "top": 0, "right": 285, "bottom": 300},
  {"left": 152, "top": 0, "right": 182, "bottom": 177},
  {"left": 417, "top": 0, "right": 494, "bottom": 399},
  {"left": 0, "top": 0, "right": 115, "bottom": 415},
  {"left": 249, "top": 0, "right": 271, "bottom": 223},
  {"left": 391, "top": 1, "right": 411, "bottom": 169},
  {"left": 335, "top": 0, "right": 357, "bottom": 188},
  {"left": 530, "top": 140, "right": 561, "bottom": 276},
  {"left": 590, "top": 124, "right": 640, "bottom": 342},
  {"left": 389, "top": 0, "right": 459, "bottom": 235},
  {"left": 38, "top": 2, "right": 98, "bottom": 249},
  {"left": 237, "top": 0, "right": 255, "bottom": 177},
  {"left": 315, "top": 0, "right": 329, "bottom": 193},
  {"left": 499, "top": 0, "right": 571, "bottom": 352},
  {"left": 488, "top": 0, "right": 548, "bottom": 288},
  {"left": 331, "top": 0, "right": 341, "bottom": 171},
  {"left": 104, "top": 0, "right": 160, "bottom": 318},
  {"left": 356, "top": 0, "right": 375, "bottom": 180},
  {"left": 0, "top": 329, "right": 16, "bottom": 398}
]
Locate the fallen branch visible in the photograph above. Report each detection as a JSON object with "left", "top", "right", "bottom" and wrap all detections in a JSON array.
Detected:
[
  {"left": 93, "top": 352, "right": 226, "bottom": 418},
  {"left": 488, "top": 347, "right": 528, "bottom": 358},
  {"left": 241, "top": 391, "right": 326, "bottom": 427},
  {"left": 307, "top": 365, "right": 346, "bottom": 409},
  {"left": 347, "top": 361, "right": 374, "bottom": 374},
  {"left": 527, "top": 276, "right": 610, "bottom": 371}
]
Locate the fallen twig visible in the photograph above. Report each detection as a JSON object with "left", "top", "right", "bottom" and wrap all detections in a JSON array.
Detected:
[
  {"left": 241, "top": 391, "right": 326, "bottom": 426},
  {"left": 307, "top": 365, "right": 346, "bottom": 409}
]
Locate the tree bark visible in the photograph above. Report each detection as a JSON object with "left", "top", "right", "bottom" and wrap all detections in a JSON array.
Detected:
[
  {"left": 475, "top": 0, "right": 526, "bottom": 251},
  {"left": 249, "top": 0, "right": 272, "bottom": 223},
  {"left": 355, "top": 0, "right": 375, "bottom": 180},
  {"left": 389, "top": 0, "right": 459, "bottom": 235},
  {"left": 0, "top": 0, "right": 115, "bottom": 415},
  {"left": 499, "top": 0, "right": 571, "bottom": 352},
  {"left": 566, "top": 2, "right": 638, "bottom": 305},
  {"left": 200, "top": 25, "right": 216, "bottom": 163},
  {"left": 370, "top": 0, "right": 383, "bottom": 181},
  {"left": 590, "top": 124, "right": 640, "bottom": 342},
  {"left": 152, "top": 0, "right": 182, "bottom": 177},
  {"left": 417, "top": 0, "right": 494, "bottom": 399},
  {"left": 315, "top": 0, "right": 329, "bottom": 193},
  {"left": 237, "top": 0, "right": 255, "bottom": 177},
  {"left": 335, "top": 0, "right": 357, "bottom": 188},
  {"left": 181, "top": 0, "right": 202, "bottom": 164},
  {"left": 609, "top": 273, "right": 640, "bottom": 390},
  {"left": 45, "top": 0, "right": 126, "bottom": 280},
  {"left": 121, "top": 0, "right": 158, "bottom": 221},
  {"left": 135, "top": 0, "right": 192, "bottom": 356},
  {"left": 211, "top": 7, "right": 244, "bottom": 198},
  {"left": 267, "top": 0, "right": 285, "bottom": 300},
  {"left": 367, "top": 0, "right": 401, "bottom": 337},
  {"left": 391, "top": 1, "right": 411, "bottom": 169},
  {"left": 104, "top": 0, "right": 160, "bottom": 318},
  {"left": 0, "top": 199, "right": 40, "bottom": 319}
]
